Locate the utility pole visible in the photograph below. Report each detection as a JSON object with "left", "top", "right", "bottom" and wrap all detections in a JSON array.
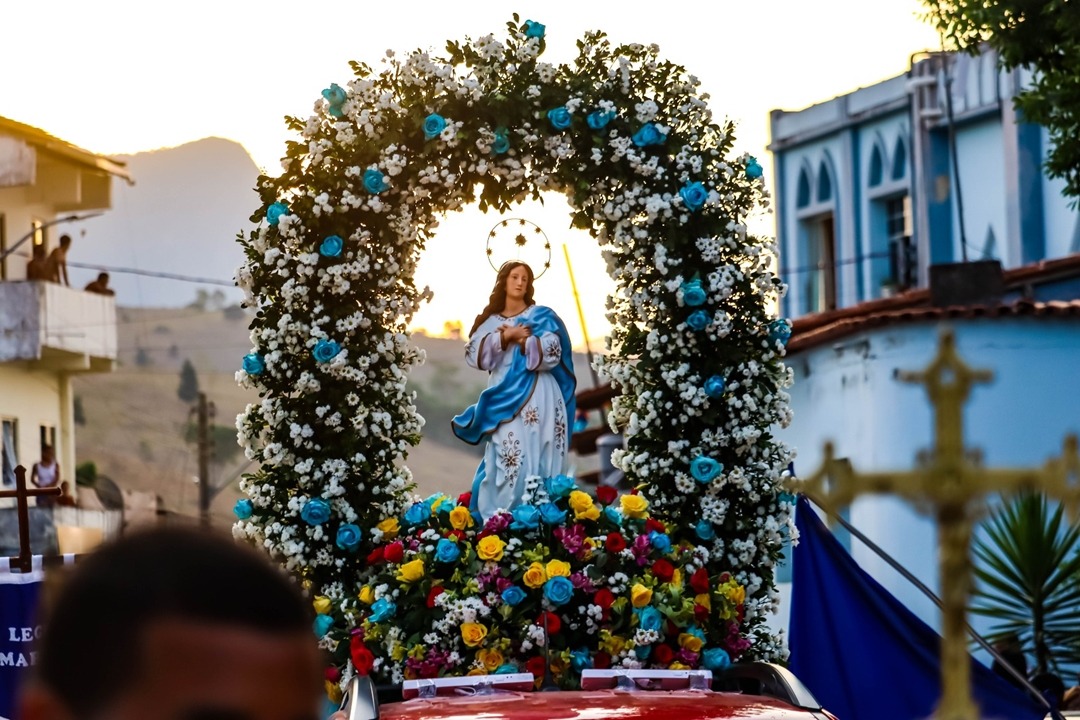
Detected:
[{"left": 195, "top": 392, "right": 215, "bottom": 528}]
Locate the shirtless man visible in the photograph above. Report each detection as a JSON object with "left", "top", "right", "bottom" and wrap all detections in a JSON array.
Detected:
[{"left": 44, "top": 235, "right": 72, "bottom": 286}]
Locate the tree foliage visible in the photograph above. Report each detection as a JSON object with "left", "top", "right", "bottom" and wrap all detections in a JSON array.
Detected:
[
  {"left": 923, "top": 0, "right": 1080, "bottom": 201},
  {"left": 177, "top": 359, "right": 199, "bottom": 403},
  {"left": 971, "top": 493, "right": 1080, "bottom": 675}
]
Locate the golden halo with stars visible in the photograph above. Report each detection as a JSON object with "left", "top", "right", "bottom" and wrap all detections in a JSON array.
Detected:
[{"left": 485, "top": 218, "right": 552, "bottom": 279}]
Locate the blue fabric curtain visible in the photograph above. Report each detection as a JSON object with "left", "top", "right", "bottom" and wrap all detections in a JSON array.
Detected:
[
  {"left": 0, "top": 568, "right": 44, "bottom": 720},
  {"left": 788, "top": 496, "right": 1043, "bottom": 720}
]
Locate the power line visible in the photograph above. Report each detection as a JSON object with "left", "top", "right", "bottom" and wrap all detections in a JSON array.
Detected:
[{"left": 68, "top": 260, "right": 235, "bottom": 287}]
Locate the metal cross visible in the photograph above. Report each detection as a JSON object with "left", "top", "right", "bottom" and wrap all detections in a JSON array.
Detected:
[
  {"left": 0, "top": 465, "right": 61, "bottom": 573},
  {"left": 791, "top": 329, "right": 1080, "bottom": 720}
]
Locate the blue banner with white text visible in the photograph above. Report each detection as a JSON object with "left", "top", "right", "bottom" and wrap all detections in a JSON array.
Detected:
[{"left": 0, "top": 567, "right": 43, "bottom": 720}]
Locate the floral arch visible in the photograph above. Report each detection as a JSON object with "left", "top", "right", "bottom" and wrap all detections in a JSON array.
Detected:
[{"left": 234, "top": 17, "right": 794, "bottom": 694}]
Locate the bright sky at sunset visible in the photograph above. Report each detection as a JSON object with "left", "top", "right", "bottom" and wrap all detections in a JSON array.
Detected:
[{"left": 0, "top": 1, "right": 940, "bottom": 349}]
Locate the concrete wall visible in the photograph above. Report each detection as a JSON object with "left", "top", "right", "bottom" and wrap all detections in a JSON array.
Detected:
[{"left": 0, "top": 363, "right": 70, "bottom": 508}]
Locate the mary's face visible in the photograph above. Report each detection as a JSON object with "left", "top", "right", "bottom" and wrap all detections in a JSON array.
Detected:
[{"left": 505, "top": 266, "right": 530, "bottom": 301}]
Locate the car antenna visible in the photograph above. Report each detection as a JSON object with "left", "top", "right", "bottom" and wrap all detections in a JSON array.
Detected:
[{"left": 539, "top": 612, "right": 559, "bottom": 692}]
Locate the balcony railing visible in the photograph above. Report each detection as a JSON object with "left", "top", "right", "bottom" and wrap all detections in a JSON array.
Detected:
[{"left": 0, "top": 281, "right": 116, "bottom": 370}]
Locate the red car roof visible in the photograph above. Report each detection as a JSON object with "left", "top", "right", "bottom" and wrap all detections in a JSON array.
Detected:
[{"left": 379, "top": 689, "right": 826, "bottom": 719}]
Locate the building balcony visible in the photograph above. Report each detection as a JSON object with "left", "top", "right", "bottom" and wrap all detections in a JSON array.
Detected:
[{"left": 0, "top": 281, "right": 116, "bottom": 372}]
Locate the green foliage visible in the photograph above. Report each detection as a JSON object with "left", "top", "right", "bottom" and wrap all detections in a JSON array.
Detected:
[
  {"left": 971, "top": 493, "right": 1080, "bottom": 675},
  {"left": 177, "top": 359, "right": 199, "bottom": 403},
  {"left": 74, "top": 460, "right": 97, "bottom": 487},
  {"left": 923, "top": 0, "right": 1080, "bottom": 201}
]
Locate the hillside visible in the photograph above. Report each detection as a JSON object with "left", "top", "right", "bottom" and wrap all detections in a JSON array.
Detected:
[{"left": 74, "top": 308, "right": 600, "bottom": 527}]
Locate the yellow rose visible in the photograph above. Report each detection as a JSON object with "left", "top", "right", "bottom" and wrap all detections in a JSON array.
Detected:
[
  {"left": 461, "top": 622, "right": 488, "bottom": 648},
  {"left": 546, "top": 559, "right": 571, "bottom": 578},
  {"left": 467, "top": 667, "right": 487, "bottom": 676},
  {"left": 669, "top": 661, "right": 690, "bottom": 670},
  {"left": 312, "top": 595, "right": 332, "bottom": 615},
  {"left": 477, "top": 535, "right": 507, "bottom": 561},
  {"left": 376, "top": 517, "right": 400, "bottom": 539},
  {"left": 523, "top": 562, "right": 547, "bottom": 588},
  {"left": 449, "top": 505, "right": 474, "bottom": 530},
  {"left": 427, "top": 494, "right": 446, "bottom": 515},
  {"left": 577, "top": 504, "right": 601, "bottom": 521},
  {"left": 631, "top": 583, "right": 653, "bottom": 608},
  {"left": 568, "top": 490, "right": 594, "bottom": 514},
  {"left": 678, "top": 632, "right": 704, "bottom": 653},
  {"left": 694, "top": 592, "right": 711, "bottom": 610},
  {"left": 358, "top": 586, "right": 375, "bottom": 605},
  {"left": 478, "top": 648, "right": 504, "bottom": 672},
  {"left": 620, "top": 494, "right": 648, "bottom": 518},
  {"left": 397, "top": 558, "right": 425, "bottom": 583},
  {"left": 325, "top": 679, "right": 343, "bottom": 704}
]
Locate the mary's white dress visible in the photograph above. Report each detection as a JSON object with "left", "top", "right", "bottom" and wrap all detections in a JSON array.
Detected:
[{"left": 453, "top": 305, "right": 576, "bottom": 520}]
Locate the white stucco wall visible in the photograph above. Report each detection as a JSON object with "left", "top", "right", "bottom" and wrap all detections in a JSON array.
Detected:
[{"left": 773, "top": 317, "right": 1080, "bottom": 635}]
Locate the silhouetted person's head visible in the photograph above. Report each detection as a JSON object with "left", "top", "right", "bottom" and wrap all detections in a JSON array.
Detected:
[
  {"left": 20, "top": 526, "right": 322, "bottom": 720},
  {"left": 58, "top": 235, "right": 71, "bottom": 249},
  {"left": 96, "top": 272, "right": 109, "bottom": 284},
  {"left": 32, "top": 243, "right": 45, "bottom": 259}
]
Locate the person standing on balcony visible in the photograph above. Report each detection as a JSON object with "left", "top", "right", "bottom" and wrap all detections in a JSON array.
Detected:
[
  {"left": 44, "top": 234, "right": 71, "bottom": 286},
  {"left": 84, "top": 272, "right": 115, "bottom": 296},
  {"left": 26, "top": 244, "right": 48, "bottom": 280},
  {"left": 30, "top": 445, "right": 61, "bottom": 508}
]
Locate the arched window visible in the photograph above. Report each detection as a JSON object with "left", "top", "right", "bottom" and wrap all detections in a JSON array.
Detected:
[
  {"left": 817, "top": 161, "right": 833, "bottom": 203},
  {"left": 868, "top": 145, "right": 883, "bottom": 187},
  {"left": 796, "top": 167, "right": 811, "bottom": 209},
  {"left": 892, "top": 136, "right": 907, "bottom": 180}
]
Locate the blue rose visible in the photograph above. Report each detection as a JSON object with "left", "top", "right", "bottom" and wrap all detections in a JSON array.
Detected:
[
  {"left": 687, "top": 310, "right": 711, "bottom": 331},
  {"left": 746, "top": 156, "right": 764, "bottom": 179},
  {"left": 587, "top": 110, "right": 615, "bottom": 130},
  {"left": 242, "top": 352, "right": 265, "bottom": 376},
  {"left": 266, "top": 202, "right": 289, "bottom": 226},
  {"left": 319, "top": 235, "right": 343, "bottom": 258},
  {"left": 322, "top": 83, "right": 346, "bottom": 107},
  {"left": 404, "top": 502, "right": 428, "bottom": 528},
  {"left": 603, "top": 506, "right": 623, "bottom": 526},
  {"left": 681, "top": 279, "right": 707, "bottom": 307},
  {"left": 312, "top": 339, "right": 342, "bottom": 363},
  {"left": 680, "top": 181, "right": 709, "bottom": 212},
  {"left": 544, "top": 474, "right": 576, "bottom": 499},
  {"left": 695, "top": 519, "right": 717, "bottom": 541},
  {"left": 703, "top": 647, "right": 732, "bottom": 671},
  {"left": 543, "top": 576, "right": 575, "bottom": 606},
  {"left": 704, "top": 375, "right": 726, "bottom": 398},
  {"left": 571, "top": 648, "right": 593, "bottom": 672},
  {"left": 501, "top": 585, "right": 527, "bottom": 606},
  {"left": 233, "top": 498, "right": 253, "bottom": 520},
  {"left": 362, "top": 168, "right": 388, "bottom": 194},
  {"left": 313, "top": 613, "right": 334, "bottom": 638},
  {"left": 423, "top": 493, "right": 443, "bottom": 511},
  {"left": 492, "top": 128, "right": 510, "bottom": 155},
  {"left": 632, "top": 123, "right": 667, "bottom": 148},
  {"left": 523, "top": 19, "right": 545, "bottom": 38},
  {"left": 547, "top": 107, "right": 572, "bottom": 131},
  {"left": 769, "top": 318, "right": 792, "bottom": 346},
  {"left": 423, "top": 113, "right": 447, "bottom": 141},
  {"left": 539, "top": 502, "right": 568, "bottom": 525},
  {"left": 435, "top": 497, "right": 456, "bottom": 515},
  {"left": 649, "top": 530, "right": 672, "bottom": 554},
  {"left": 369, "top": 597, "right": 396, "bottom": 623},
  {"left": 691, "top": 456, "right": 723, "bottom": 484},
  {"left": 634, "top": 644, "right": 652, "bottom": 660},
  {"left": 336, "top": 523, "right": 362, "bottom": 551},
  {"left": 300, "top": 498, "right": 331, "bottom": 526},
  {"left": 637, "top": 606, "right": 663, "bottom": 633},
  {"left": 511, "top": 504, "right": 542, "bottom": 531},
  {"left": 496, "top": 663, "right": 519, "bottom": 674},
  {"left": 435, "top": 538, "right": 461, "bottom": 564}
]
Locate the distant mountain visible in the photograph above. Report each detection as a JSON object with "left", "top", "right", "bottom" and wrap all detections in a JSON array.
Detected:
[{"left": 66, "top": 137, "right": 259, "bottom": 307}]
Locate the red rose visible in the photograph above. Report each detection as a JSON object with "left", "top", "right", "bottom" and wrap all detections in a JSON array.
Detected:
[
  {"left": 690, "top": 567, "right": 710, "bottom": 595},
  {"left": 325, "top": 665, "right": 341, "bottom": 683},
  {"left": 593, "top": 651, "right": 612, "bottom": 670},
  {"left": 458, "top": 491, "right": 472, "bottom": 507},
  {"left": 446, "top": 529, "right": 466, "bottom": 542},
  {"left": 719, "top": 572, "right": 731, "bottom": 583},
  {"left": 645, "top": 518, "right": 666, "bottom": 534},
  {"left": 653, "top": 644, "right": 675, "bottom": 666},
  {"left": 605, "top": 533, "right": 627, "bottom": 553},
  {"left": 365, "top": 546, "right": 384, "bottom": 565},
  {"left": 596, "top": 486, "right": 618, "bottom": 505},
  {"left": 350, "top": 637, "right": 375, "bottom": 676},
  {"left": 384, "top": 541, "right": 404, "bottom": 564},
  {"left": 525, "top": 656, "right": 547, "bottom": 678},
  {"left": 651, "top": 559, "right": 675, "bottom": 583},
  {"left": 426, "top": 585, "right": 444, "bottom": 609},
  {"left": 594, "top": 588, "right": 615, "bottom": 610},
  {"left": 694, "top": 603, "right": 710, "bottom": 623},
  {"left": 536, "top": 611, "right": 561, "bottom": 636}
]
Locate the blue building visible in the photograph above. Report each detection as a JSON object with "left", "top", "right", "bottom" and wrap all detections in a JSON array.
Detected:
[{"left": 770, "top": 50, "right": 1080, "bottom": 634}]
